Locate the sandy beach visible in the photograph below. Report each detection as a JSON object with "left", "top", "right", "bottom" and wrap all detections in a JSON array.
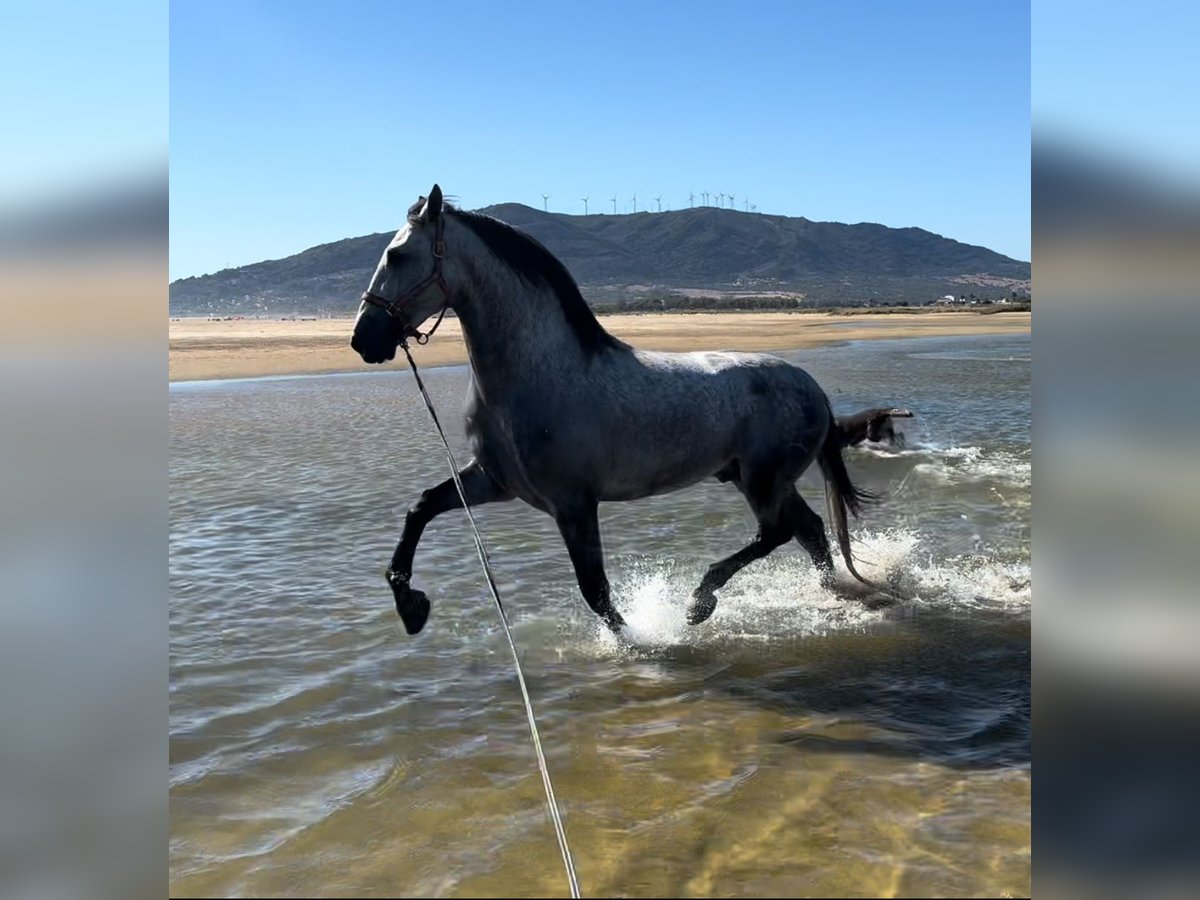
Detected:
[{"left": 168, "top": 310, "right": 1031, "bottom": 382}]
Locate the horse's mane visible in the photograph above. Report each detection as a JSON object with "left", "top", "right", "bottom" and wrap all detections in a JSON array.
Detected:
[{"left": 448, "top": 207, "right": 626, "bottom": 357}]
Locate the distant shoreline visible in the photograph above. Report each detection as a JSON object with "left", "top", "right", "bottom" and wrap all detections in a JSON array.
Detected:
[{"left": 168, "top": 308, "right": 1031, "bottom": 383}]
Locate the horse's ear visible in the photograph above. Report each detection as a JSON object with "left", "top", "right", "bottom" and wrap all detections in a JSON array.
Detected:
[{"left": 425, "top": 184, "right": 443, "bottom": 220}]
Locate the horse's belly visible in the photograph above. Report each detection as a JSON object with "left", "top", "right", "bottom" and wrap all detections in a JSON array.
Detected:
[{"left": 597, "top": 447, "right": 728, "bottom": 502}]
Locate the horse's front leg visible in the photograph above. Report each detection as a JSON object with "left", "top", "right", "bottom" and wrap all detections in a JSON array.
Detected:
[
  {"left": 387, "top": 462, "right": 510, "bottom": 634},
  {"left": 554, "top": 500, "right": 627, "bottom": 636}
]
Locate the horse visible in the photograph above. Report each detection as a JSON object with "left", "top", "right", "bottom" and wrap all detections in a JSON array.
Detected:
[
  {"left": 351, "top": 184, "right": 881, "bottom": 637},
  {"left": 835, "top": 408, "right": 914, "bottom": 449}
]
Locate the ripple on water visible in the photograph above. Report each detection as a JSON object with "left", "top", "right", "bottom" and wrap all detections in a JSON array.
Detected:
[{"left": 171, "top": 334, "right": 1030, "bottom": 897}]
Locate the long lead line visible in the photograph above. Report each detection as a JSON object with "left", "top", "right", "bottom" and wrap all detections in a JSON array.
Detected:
[{"left": 400, "top": 342, "right": 582, "bottom": 899}]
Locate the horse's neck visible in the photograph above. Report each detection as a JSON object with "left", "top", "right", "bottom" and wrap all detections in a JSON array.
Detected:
[{"left": 454, "top": 268, "right": 588, "bottom": 404}]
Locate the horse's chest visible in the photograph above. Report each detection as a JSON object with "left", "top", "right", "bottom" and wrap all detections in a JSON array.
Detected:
[{"left": 465, "top": 398, "right": 576, "bottom": 499}]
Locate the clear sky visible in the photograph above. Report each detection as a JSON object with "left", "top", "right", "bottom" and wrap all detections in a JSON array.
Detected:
[
  {"left": 0, "top": 0, "right": 166, "bottom": 210},
  {"left": 1033, "top": 0, "right": 1200, "bottom": 188},
  {"left": 169, "top": 0, "right": 1029, "bottom": 280}
]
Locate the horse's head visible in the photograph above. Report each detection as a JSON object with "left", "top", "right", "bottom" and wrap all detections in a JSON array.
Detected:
[
  {"left": 351, "top": 184, "right": 453, "bottom": 363},
  {"left": 836, "top": 407, "right": 914, "bottom": 448}
]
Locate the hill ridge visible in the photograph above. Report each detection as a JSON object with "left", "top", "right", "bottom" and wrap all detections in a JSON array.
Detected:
[{"left": 169, "top": 204, "right": 1029, "bottom": 315}]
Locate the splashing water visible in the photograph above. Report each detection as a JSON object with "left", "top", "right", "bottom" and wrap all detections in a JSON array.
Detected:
[
  {"left": 591, "top": 528, "right": 1030, "bottom": 657},
  {"left": 171, "top": 334, "right": 1031, "bottom": 898}
]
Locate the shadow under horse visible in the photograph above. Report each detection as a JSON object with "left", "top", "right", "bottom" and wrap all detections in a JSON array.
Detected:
[{"left": 351, "top": 184, "right": 909, "bottom": 638}]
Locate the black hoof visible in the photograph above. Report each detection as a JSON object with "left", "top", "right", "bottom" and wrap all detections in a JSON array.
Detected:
[
  {"left": 388, "top": 574, "right": 430, "bottom": 635},
  {"left": 687, "top": 590, "right": 718, "bottom": 625},
  {"left": 604, "top": 612, "right": 628, "bottom": 637}
]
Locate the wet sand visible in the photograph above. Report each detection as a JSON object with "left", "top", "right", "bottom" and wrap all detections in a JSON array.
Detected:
[{"left": 168, "top": 310, "right": 1031, "bottom": 382}]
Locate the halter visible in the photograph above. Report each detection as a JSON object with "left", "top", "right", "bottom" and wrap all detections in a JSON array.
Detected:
[{"left": 360, "top": 215, "right": 451, "bottom": 346}]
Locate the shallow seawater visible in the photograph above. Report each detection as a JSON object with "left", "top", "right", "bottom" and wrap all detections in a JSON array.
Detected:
[{"left": 170, "top": 334, "right": 1030, "bottom": 897}]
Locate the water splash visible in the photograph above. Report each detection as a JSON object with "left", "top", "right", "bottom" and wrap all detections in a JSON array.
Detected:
[
  {"left": 846, "top": 527, "right": 1031, "bottom": 609},
  {"left": 854, "top": 439, "right": 1031, "bottom": 488},
  {"left": 591, "top": 528, "right": 1030, "bottom": 653}
]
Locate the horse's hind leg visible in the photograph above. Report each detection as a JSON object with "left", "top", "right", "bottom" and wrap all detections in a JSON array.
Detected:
[
  {"left": 687, "top": 478, "right": 792, "bottom": 625},
  {"left": 781, "top": 487, "right": 835, "bottom": 584}
]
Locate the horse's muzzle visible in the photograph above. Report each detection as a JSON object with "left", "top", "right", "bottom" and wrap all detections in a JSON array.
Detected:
[{"left": 350, "top": 332, "right": 397, "bottom": 364}]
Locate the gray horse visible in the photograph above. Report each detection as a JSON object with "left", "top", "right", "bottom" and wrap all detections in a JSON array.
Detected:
[
  {"left": 835, "top": 408, "right": 914, "bottom": 449},
  {"left": 351, "top": 185, "right": 879, "bottom": 636}
]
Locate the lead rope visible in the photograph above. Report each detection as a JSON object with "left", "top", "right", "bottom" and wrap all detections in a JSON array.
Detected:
[{"left": 399, "top": 341, "right": 582, "bottom": 899}]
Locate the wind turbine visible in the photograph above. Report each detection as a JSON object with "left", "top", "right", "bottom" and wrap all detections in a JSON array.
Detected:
[
  {"left": 689, "top": 191, "right": 695, "bottom": 208},
  {"left": 744, "top": 198, "right": 749, "bottom": 212},
  {"left": 581, "top": 196, "right": 589, "bottom": 215},
  {"left": 541, "top": 193, "right": 550, "bottom": 211},
  {"left": 728, "top": 192, "right": 735, "bottom": 210},
  {"left": 632, "top": 192, "right": 637, "bottom": 213},
  {"left": 611, "top": 195, "right": 617, "bottom": 214},
  {"left": 701, "top": 191, "right": 708, "bottom": 205},
  {"left": 654, "top": 194, "right": 662, "bottom": 212}
]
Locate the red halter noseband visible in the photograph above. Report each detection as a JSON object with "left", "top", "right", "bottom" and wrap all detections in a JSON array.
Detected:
[{"left": 360, "top": 215, "right": 451, "bottom": 346}]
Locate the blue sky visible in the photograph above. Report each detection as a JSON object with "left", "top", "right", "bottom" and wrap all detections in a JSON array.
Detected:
[
  {"left": 169, "top": 0, "right": 1029, "bottom": 280},
  {"left": 1033, "top": 0, "right": 1200, "bottom": 187},
  {"left": 0, "top": 0, "right": 165, "bottom": 209}
]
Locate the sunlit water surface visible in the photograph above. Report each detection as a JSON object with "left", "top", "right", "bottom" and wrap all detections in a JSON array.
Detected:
[{"left": 170, "top": 334, "right": 1030, "bottom": 897}]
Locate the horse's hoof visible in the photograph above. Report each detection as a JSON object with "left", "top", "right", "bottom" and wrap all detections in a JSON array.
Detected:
[
  {"left": 687, "top": 591, "right": 718, "bottom": 625},
  {"left": 389, "top": 579, "right": 430, "bottom": 635},
  {"left": 396, "top": 587, "right": 430, "bottom": 634},
  {"left": 604, "top": 613, "right": 630, "bottom": 642}
]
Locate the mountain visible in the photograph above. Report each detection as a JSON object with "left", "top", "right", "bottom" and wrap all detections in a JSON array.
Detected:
[{"left": 169, "top": 205, "right": 1030, "bottom": 316}]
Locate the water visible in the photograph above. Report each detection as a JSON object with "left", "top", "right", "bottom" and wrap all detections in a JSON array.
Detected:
[{"left": 170, "top": 334, "right": 1030, "bottom": 897}]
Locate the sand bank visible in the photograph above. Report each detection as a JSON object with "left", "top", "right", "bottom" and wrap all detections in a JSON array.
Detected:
[{"left": 169, "top": 310, "right": 1030, "bottom": 382}]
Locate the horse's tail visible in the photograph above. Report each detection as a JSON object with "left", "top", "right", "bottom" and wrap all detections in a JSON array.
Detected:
[{"left": 819, "top": 404, "right": 882, "bottom": 585}]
